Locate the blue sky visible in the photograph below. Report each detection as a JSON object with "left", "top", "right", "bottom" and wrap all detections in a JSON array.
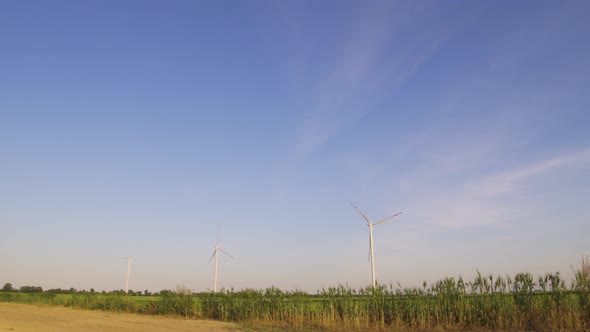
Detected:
[{"left": 1, "top": 1, "right": 589, "bottom": 292}]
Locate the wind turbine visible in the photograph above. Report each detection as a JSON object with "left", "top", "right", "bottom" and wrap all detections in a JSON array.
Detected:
[
  {"left": 351, "top": 203, "right": 402, "bottom": 288},
  {"left": 123, "top": 257, "right": 133, "bottom": 295},
  {"left": 208, "top": 227, "right": 233, "bottom": 292}
]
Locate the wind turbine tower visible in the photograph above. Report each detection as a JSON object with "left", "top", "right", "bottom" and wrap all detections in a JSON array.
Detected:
[
  {"left": 208, "top": 228, "right": 233, "bottom": 292},
  {"left": 351, "top": 203, "right": 402, "bottom": 288},
  {"left": 123, "top": 257, "right": 133, "bottom": 295}
]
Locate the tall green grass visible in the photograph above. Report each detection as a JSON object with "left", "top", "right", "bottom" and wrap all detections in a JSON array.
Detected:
[
  {"left": 1, "top": 270, "right": 589, "bottom": 331},
  {"left": 196, "top": 275, "right": 589, "bottom": 331}
]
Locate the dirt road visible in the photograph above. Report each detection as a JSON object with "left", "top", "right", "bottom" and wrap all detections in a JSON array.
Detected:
[{"left": 0, "top": 302, "right": 240, "bottom": 332}]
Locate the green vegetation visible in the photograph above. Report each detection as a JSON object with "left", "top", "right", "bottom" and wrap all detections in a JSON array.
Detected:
[{"left": 1, "top": 257, "right": 589, "bottom": 331}]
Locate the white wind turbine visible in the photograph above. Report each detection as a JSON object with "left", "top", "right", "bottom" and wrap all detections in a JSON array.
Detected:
[
  {"left": 208, "top": 228, "right": 233, "bottom": 292},
  {"left": 123, "top": 257, "right": 133, "bottom": 295},
  {"left": 351, "top": 203, "right": 402, "bottom": 288}
]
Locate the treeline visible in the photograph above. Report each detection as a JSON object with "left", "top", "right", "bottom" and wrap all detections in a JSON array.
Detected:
[
  {"left": 1, "top": 283, "right": 43, "bottom": 293},
  {"left": 0, "top": 282, "right": 161, "bottom": 296}
]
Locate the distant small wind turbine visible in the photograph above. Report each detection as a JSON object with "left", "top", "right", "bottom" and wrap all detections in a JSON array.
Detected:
[
  {"left": 208, "top": 227, "right": 233, "bottom": 292},
  {"left": 123, "top": 257, "right": 133, "bottom": 295},
  {"left": 351, "top": 203, "right": 402, "bottom": 288}
]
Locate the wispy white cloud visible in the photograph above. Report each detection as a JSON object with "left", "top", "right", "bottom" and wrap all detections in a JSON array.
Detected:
[
  {"left": 410, "top": 148, "right": 590, "bottom": 228},
  {"left": 292, "top": 3, "right": 455, "bottom": 159},
  {"left": 475, "top": 148, "right": 590, "bottom": 197},
  {"left": 364, "top": 3, "right": 590, "bottom": 230}
]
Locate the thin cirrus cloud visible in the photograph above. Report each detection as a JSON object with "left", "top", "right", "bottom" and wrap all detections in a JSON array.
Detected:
[
  {"left": 291, "top": 3, "right": 459, "bottom": 160},
  {"left": 476, "top": 148, "right": 590, "bottom": 197},
  {"left": 411, "top": 148, "right": 590, "bottom": 228},
  {"left": 372, "top": 2, "right": 590, "bottom": 231}
]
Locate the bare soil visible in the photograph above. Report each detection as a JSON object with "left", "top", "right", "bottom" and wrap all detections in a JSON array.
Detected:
[{"left": 0, "top": 302, "right": 241, "bottom": 332}]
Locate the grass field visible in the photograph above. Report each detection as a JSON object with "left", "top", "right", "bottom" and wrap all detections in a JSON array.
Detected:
[{"left": 1, "top": 269, "right": 589, "bottom": 331}]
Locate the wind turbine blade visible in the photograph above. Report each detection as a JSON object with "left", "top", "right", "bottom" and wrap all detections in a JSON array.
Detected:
[
  {"left": 208, "top": 249, "right": 216, "bottom": 263},
  {"left": 351, "top": 203, "right": 372, "bottom": 225},
  {"left": 373, "top": 212, "right": 403, "bottom": 226},
  {"left": 218, "top": 248, "right": 234, "bottom": 259}
]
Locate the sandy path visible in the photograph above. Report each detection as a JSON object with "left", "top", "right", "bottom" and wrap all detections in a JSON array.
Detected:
[{"left": 0, "top": 302, "right": 241, "bottom": 332}]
